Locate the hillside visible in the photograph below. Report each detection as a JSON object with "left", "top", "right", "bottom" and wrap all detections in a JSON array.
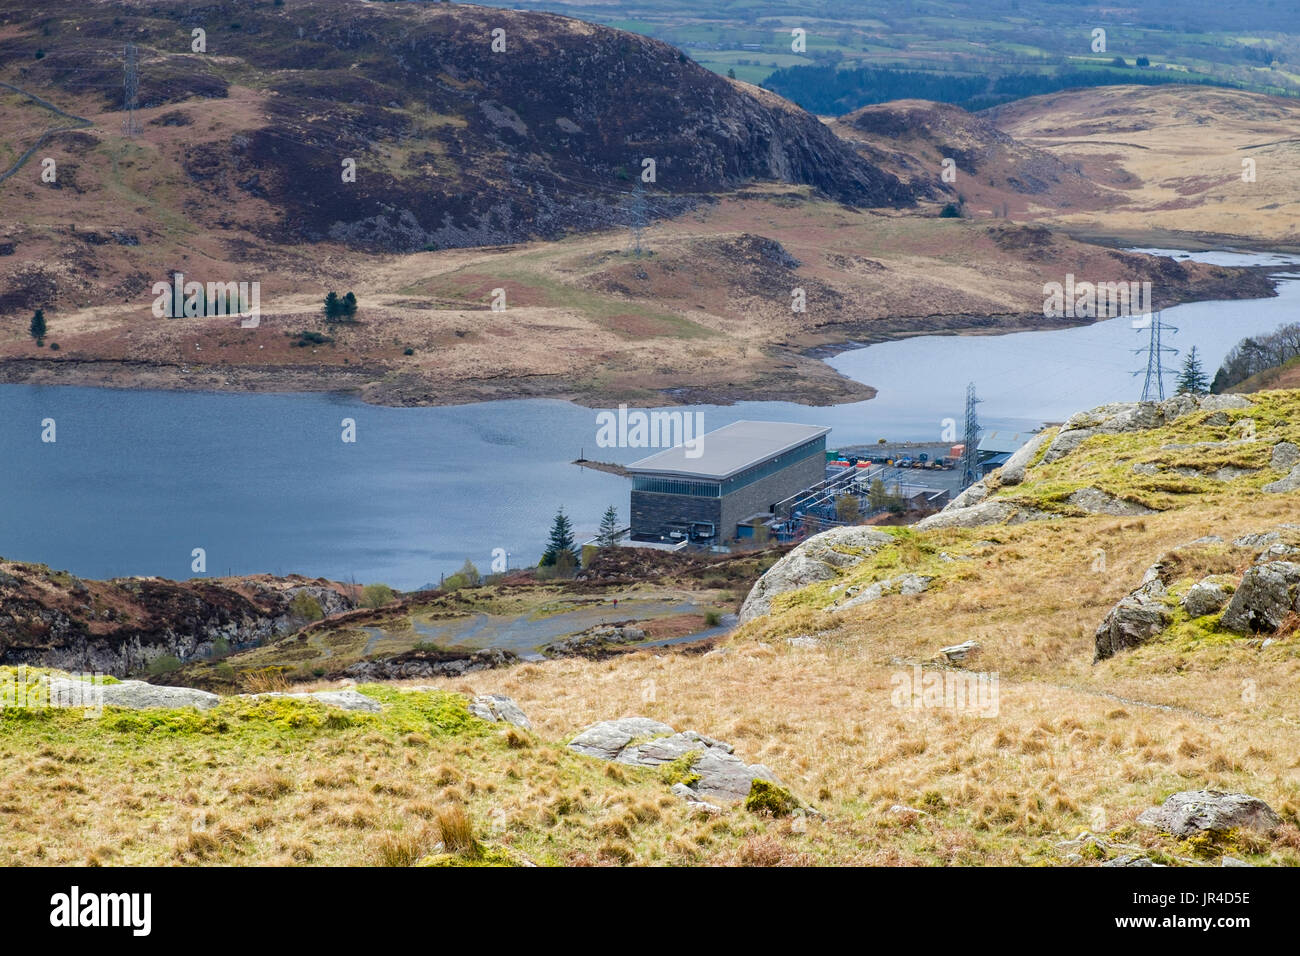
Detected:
[
  {"left": 987, "top": 85, "right": 1300, "bottom": 247},
  {"left": 0, "top": 4, "right": 1283, "bottom": 407},
  {"left": 832, "top": 99, "right": 1114, "bottom": 220},
  {"left": 5, "top": 388, "right": 1300, "bottom": 866}
]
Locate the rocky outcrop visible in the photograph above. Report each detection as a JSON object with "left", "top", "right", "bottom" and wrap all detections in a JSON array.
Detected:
[
  {"left": 997, "top": 431, "right": 1051, "bottom": 485},
  {"left": 739, "top": 526, "right": 893, "bottom": 622},
  {"left": 567, "top": 717, "right": 780, "bottom": 802},
  {"left": 48, "top": 676, "right": 221, "bottom": 711},
  {"left": 1066, "top": 487, "right": 1155, "bottom": 516},
  {"left": 915, "top": 499, "right": 1051, "bottom": 531},
  {"left": 1095, "top": 559, "right": 1174, "bottom": 660},
  {"left": 1219, "top": 562, "right": 1300, "bottom": 633},
  {"left": 567, "top": 717, "right": 676, "bottom": 760},
  {"left": 342, "top": 647, "right": 516, "bottom": 680},
  {"left": 832, "top": 573, "right": 932, "bottom": 611},
  {"left": 1097, "top": 528, "right": 1300, "bottom": 658},
  {"left": 1138, "top": 790, "right": 1281, "bottom": 837},
  {"left": 1041, "top": 394, "right": 1253, "bottom": 465},
  {"left": 543, "top": 623, "right": 647, "bottom": 658},
  {"left": 1263, "top": 464, "right": 1300, "bottom": 494}
]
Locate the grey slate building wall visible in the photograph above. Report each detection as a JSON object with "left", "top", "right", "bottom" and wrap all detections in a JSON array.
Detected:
[
  {"left": 630, "top": 490, "right": 720, "bottom": 538},
  {"left": 719, "top": 451, "right": 825, "bottom": 538}
]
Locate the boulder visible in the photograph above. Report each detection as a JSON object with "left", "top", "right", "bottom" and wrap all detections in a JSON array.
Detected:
[
  {"left": 1102, "top": 854, "right": 1163, "bottom": 867},
  {"left": 833, "top": 573, "right": 932, "bottom": 611},
  {"left": 1219, "top": 562, "right": 1300, "bottom": 633},
  {"left": 568, "top": 720, "right": 780, "bottom": 802},
  {"left": 1182, "top": 578, "right": 1231, "bottom": 619},
  {"left": 1137, "top": 790, "right": 1281, "bottom": 837},
  {"left": 670, "top": 782, "right": 723, "bottom": 815},
  {"left": 947, "top": 479, "right": 989, "bottom": 509},
  {"left": 738, "top": 526, "right": 893, "bottom": 622},
  {"left": 937, "top": 639, "right": 980, "bottom": 664},
  {"left": 1263, "top": 464, "right": 1300, "bottom": 494},
  {"left": 566, "top": 716, "right": 675, "bottom": 760},
  {"left": 468, "top": 693, "right": 532, "bottom": 729},
  {"left": 1095, "top": 593, "right": 1171, "bottom": 660},
  {"left": 1271, "top": 442, "right": 1300, "bottom": 472},
  {"left": 915, "top": 500, "right": 1050, "bottom": 531},
  {"left": 998, "top": 431, "right": 1052, "bottom": 485},
  {"left": 47, "top": 678, "right": 221, "bottom": 711}
]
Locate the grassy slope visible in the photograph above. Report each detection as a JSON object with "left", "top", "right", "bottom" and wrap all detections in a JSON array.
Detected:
[{"left": 6, "top": 391, "right": 1300, "bottom": 866}]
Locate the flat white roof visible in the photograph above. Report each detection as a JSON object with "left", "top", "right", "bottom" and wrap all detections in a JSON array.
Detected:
[{"left": 627, "top": 420, "right": 830, "bottom": 481}]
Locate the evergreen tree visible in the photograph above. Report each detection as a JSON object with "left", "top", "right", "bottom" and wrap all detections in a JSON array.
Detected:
[
  {"left": 540, "top": 507, "right": 579, "bottom": 568},
  {"left": 1177, "top": 345, "right": 1209, "bottom": 395},
  {"left": 342, "top": 291, "right": 358, "bottom": 320},
  {"left": 323, "top": 291, "right": 341, "bottom": 321},
  {"left": 29, "top": 308, "right": 46, "bottom": 345},
  {"left": 597, "top": 505, "right": 621, "bottom": 547}
]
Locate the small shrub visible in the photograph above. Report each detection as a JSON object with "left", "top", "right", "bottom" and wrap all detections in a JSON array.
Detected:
[
  {"left": 362, "top": 583, "right": 396, "bottom": 609},
  {"left": 290, "top": 592, "right": 324, "bottom": 621},
  {"left": 146, "top": 654, "right": 182, "bottom": 677},
  {"left": 403, "top": 347, "right": 415, "bottom": 356},
  {"left": 703, "top": 610, "right": 722, "bottom": 627},
  {"left": 744, "top": 779, "right": 799, "bottom": 818}
]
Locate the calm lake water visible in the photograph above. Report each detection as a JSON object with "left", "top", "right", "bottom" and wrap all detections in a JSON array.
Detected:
[{"left": 2, "top": 250, "right": 1297, "bottom": 589}]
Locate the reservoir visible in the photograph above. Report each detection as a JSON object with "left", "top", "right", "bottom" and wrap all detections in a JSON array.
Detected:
[{"left": 2, "top": 250, "right": 1297, "bottom": 589}]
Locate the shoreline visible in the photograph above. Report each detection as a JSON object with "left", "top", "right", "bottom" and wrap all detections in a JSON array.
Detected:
[{"left": 0, "top": 280, "right": 1278, "bottom": 410}]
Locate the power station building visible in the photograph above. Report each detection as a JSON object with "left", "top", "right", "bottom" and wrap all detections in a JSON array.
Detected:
[{"left": 627, "top": 421, "right": 830, "bottom": 544}]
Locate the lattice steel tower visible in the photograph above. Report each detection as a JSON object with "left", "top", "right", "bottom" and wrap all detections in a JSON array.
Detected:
[
  {"left": 123, "top": 43, "right": 140, "bottom": 136},
  {"left": 1134, "top": 312, "right": 1178, "bottom": 402},
  {"left": 960, "top": 382, "right": 982, "bottom": 488}
]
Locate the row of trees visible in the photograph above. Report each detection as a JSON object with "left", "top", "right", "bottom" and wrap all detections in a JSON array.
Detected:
[
  {"left": 323, "top": 291, "right": 358, "bottom": 321},
  {"left": 1211, "top": 323, "right": 1300, "bottom": 392},
  {"left": 762, "top": 63, "right": 1237, "bottom": 115}
]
